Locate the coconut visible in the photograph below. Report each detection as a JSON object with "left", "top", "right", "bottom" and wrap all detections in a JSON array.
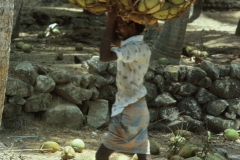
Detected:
[
  {"left": 40, "top": 141, "right": 59, "bottom": 153},
  {"left": 149, "top": 139, "right": 160, "bottom": 155},
  {"left": 87, "top": 155, "right": 96, "bottom": 160},
  {"left": 170, "top": 155, "right": 185, "bottom": 160},
  {"left": 224, "top": 128, "right": 239, "bottom": 141},
  {"left": 69, "top": 0, "right": 195, "bottom": 25},
  {"left": 131, "top": 154, "right": 138, "bottom": 160},
  {"left": 116, "top": 155, "right": 130, "bottom": 160},
  {"left": 158, "top": 57, "right": 170, "bottom": 65},
  {"left": 21, "top": 44, "right": 32, "bottom": 53},
  {"left": 174, "top": 130, "right": 192, "bottom": 140},
  {"left": 178, "top": 144, "right": 198, "bottom": 158},
  {"left": 61, "top": 146, "right": 76, "bottom": 160},
  {"left": 55, "top": 52, "right": 63, "bottom": 60},
  {"left": 75, "top": 43, "right": 83, "bottom": 51},
  {"left": 16, "top": 41, "right": 25, "bottom": 49},
  {"left": 167, "top": 135, "right": 186, "bottom": 147},
  {"left": 70, "top": 139, "right": 85, "bottom": 152},
  {"left": 184, "top": 157, "right": 202, "bottom": 160},
  {"left": 52, "top": 28, "right": 60, "bottom": 35},
  {"left": 38, "top": 31, "right": 45, "bottom": 38}
]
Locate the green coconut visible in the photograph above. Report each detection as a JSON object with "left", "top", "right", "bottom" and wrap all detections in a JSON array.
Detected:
[
  {"left": 185, "top": 157, "right": 202, "bottom": 160},
  {"left": 170, "top": 155, "right": 185, "bottom": 160},
  {"left": 16, "top": 41, "right": 25, "bottom": 49},
  {"left": 21, "top": 44, "right": 32, "bottom": 53},
  {"left": 75, "top": 43, "right": 83, "bottom": 51},
  {"left": 224, "top": 128, "right": 239, "bottom": 141},
  {"left": 167, "top": 136, "right": 186, "bottom": 147},
  {"left": 70, "top": 139, "right": 85, "bottom": 153},
  {"left": 52, "top": 28, "right": 60, "bottom": 35},
  {"left": 178, "top": 144, "right": 198, "bottom": 158},
  {"left": 158, "top": 57, "right": 170, "bottom": 65},
  {"left": 87, "top": 155, "right": 95, "bottom": 160},
  {"left": 40, "top": 141, "right": 59, "bottom": 153},
  {"left": 150, "top": 139, "right": 160, "bottom": 155},
  {"left": 116, "top": 155, "right": 130, "bottom": 160},
  {"left": 38, "top": 31, "right": 45, "bottom": 38}
]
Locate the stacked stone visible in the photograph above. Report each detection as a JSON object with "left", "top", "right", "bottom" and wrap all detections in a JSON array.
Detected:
[{"left": 3, "top": 57, "right": 240, "bottom": 134}]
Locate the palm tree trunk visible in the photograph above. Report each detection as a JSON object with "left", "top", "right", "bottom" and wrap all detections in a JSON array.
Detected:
[
  {"left": 0, "top": 0, "right": 14, "bottom": 126},
  {"left": 12, "top": 0, "right": 23, "bottom": 39},
  {"left": 236, "top": 18, "right": 240, "bottom": 36},
  {"left": 151, "top": 8, "right": 190, "bottom": 64}
]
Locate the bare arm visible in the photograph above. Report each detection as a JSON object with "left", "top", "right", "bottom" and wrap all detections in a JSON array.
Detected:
[{"left": 99, "top": 7, "right": 120, "bottom": 62}]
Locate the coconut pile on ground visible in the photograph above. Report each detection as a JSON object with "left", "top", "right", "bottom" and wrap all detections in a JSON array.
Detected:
[{"left": 69, "top": 0, "right": 196, "bottom": 25}]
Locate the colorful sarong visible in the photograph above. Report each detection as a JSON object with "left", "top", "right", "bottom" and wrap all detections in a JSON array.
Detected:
[{"left": 103, "top": 98, "right": 150, "bottom": 154}]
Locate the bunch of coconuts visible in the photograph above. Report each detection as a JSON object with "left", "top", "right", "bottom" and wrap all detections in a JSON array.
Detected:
[
  {"left": 16, "top": 41, "right": 32, "bottom": 53},
  {"left": 69, "top": 0, "right": 196, "bottom": 25},
  {"left": 39, "top": 139, "right": 85, "bottom": 160}
]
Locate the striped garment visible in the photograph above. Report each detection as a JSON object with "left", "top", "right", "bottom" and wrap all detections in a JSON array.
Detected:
[{"left": 103, "top": 97, "right": 150, "bottom": 154}]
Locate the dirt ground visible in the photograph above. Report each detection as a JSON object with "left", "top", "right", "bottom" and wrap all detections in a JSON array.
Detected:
[{"left": 1, "top": 3, "right": 240, "bottom": 160}]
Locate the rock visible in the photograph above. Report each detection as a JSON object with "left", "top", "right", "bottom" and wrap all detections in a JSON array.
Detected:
[
  {"left": 204, "top": 115, "right": 240, "bottom": 133},
  {"left": 3, "top": 103, "right": 22, "bottom": 117},
  {"left": 72, "top": 73, "right": 95, "bottom": 88},
  {"left": 149, "top": 60, "right": 165, "bottom": 75},
  {"left": 200, "top": 60, "right": 220, "bottom": 80},
  {"left": 205, "top": 99, "right": 229, "bottom": 116},
  {"left": 154, "top": 92, "right": 177, "bottom": 107},
  {"left": 144, "top": 70, "right": 155, "bottom": 81},
  {"left": 158, "top": 106, "right": 179, "bottom": 121},
  {"left": 196, "top": 77, "right": 212, "bottom": 88},
  {"left": 144, "top": 82, "right": 158, "bottom": 102},
  {"left": 35, "top": 75, "right": 56, "bottom": 93},
  {"left": 48, "top": 71, "right": 71, "bottom": 84},
  {"left": 149, "top": 115, "right": 203, "bottom": 132},
  {"left": 195, "top": 87, "right": 218, "bottom": 104},
  {"left": 98, "top": 85, "right": 117, "bottom": 104},
  {"left": 14, "top": 61, "right": 38, "bottom": 85},
  {"left": 227, "top": 99, "right": 240, "bottom": 116},
  {"left": 86, "top": 56, "right": 108, "bottom": 75},
  {"left": 42, "top": 102, "right": 84, "bottom": 130},
  {"left": 177, "top": 97, "right": 202, "bottom": 120},
  {"left": 2, "top": 113, "right": 36, "bottom": 129},
  {"left": 230, "top": 63, "right": 240, "bottom": 80},
  {"left": 209, "top": 78, "right": 240, "bottom": 99},
  {"left": 218, "top": 65, "right": 230, "bottom": 77},
  {"left": 164, "top": 65, "right": 181, "bottom": 82},
  {"left": 177, "top": 82, "right": 198, "bottom": 96},
  {"left": 24, "top": 93, "right": 52, "bottom": 112},
  {"left": 163, "top": 80, "right": 181, "bottom": 93},
  {"left": 186, "top": 67, "right": 207, "bottom": 84},
  {"left": 54, "top": 83, "right": 92, "bottom": 105},
  {"left": 6, "top": 77, "right": 34, "bottom": 97},
  {"left": 107, "top": 61, "right": 117, "bottom": 75},
  {"left": 153, "top": 74, "right": 164, "bottom": 92},
  {"left": 87, "top": 99, "right": 109, "bottom": 129},
  {"left": 8, "top": 95, "right": 26, "bottom": 105}
]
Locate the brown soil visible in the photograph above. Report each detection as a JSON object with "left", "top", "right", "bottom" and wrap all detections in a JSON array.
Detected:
[{"left": 1, "top": 2, "right": 240, "bottom": 160}]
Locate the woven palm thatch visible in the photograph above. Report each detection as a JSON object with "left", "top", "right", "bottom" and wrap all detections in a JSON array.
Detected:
[{"left": 69, "top": 0, "right": 196, "bottom": 25}]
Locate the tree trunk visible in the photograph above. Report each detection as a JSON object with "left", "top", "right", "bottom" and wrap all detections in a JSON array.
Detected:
[
  {"left": 188, "top": 0, "right": 203, "bottom": 23},
  {"left": 236, "top": 18, "right": 240, "bottom": 36},
  {"left": 151, "top": 9, "right": 190, "bottom": 64},
  {"left": 11, "top": 0, "right": 23, "bottom": 39},
  {"left": 0, "top": 0, "right": 14, "bottom": 126}
]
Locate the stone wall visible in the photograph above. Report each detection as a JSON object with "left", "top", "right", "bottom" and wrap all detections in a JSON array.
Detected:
[
  {"left": 203, "top": 0, "right": 240, "bottom": 10},
  {"left": 3, "top": 57, "right": 240, "bottom": 134}
]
